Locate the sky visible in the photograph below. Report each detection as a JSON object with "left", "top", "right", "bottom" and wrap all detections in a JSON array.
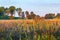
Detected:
[{"left": 0, "top": 0, "right": 60, "bottom": 17}]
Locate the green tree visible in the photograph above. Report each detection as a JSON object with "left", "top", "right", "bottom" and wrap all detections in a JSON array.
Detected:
[
  {"left": 16, "top": 8, "right": 22, "bottom": 18},
  {"left": 45, "top": 13, "right": 55, "bottom": 19},
  {"left": 9, "top": 6, "right": 15, "bottom": 16},
  {"left": 9, "top": 6, "right": 15, "bottom": 19},
  {"left": 5, "top": 9, "right": 10, "bottom": 16},
  {"left": 30, "top": 11, "right": 36, "bottom": 19},
  {"left": 55, "top": 13, "right": 60, "bottom": 19},
  {"left": 25, "top": 11, "right": 30, "bottom": 19},
  {"left": 0, "top": 7, "right": 5, "bottom": 16}
]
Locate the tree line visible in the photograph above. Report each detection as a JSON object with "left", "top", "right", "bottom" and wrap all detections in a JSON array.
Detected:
[
  {"left": 0, "top": 6, "right": 40, "bottom": 19},
  {"left": 0, "top": 6, "right": 60, "bottom": 19},
  {"left": 45, "top": 13, "right": 60, "bottom": 19}
]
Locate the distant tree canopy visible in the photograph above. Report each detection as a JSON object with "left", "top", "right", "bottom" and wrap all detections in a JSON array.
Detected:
[
  {"left": 9, "top": 6, "right": 15, "bottom": 16},
  {"left": 0, "top": 7, "right": 5, "bottom": 16},
  {"left": 5, "top": 9, "right": 10, "bottom": 13},
  {"left": 25, "top": 11, "right": 30, "bottom": 19},
  {"left": 45, "top": 13, "right": 55, "bottom": 19},
  {"left": 16, "top": 8, "right": 22, "bottom": 17},
  {"left": 0, "top": 6, "right": 38, "bottom": 19},
  {"left": 25, "top": 11, "right": 36, "bottom": 19},
  {"left": 0, "top": 6, "right": 18, "bottom": 19},
  {"left": 55, "top": 13, "right": 60, "bottom": 19},
  {"left": 30, "top": 11, "right": 36, "bottom": 19},
  {"left": 1, "top": 6, "right": 60, "bottom": 20},
  {"left": 16, "top": 8, "right": 22, "bottom": 11}
]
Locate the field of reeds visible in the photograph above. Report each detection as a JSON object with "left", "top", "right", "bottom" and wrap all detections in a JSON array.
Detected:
[{"left": 0, "top": 19, "right": 60, "bottom": 40}]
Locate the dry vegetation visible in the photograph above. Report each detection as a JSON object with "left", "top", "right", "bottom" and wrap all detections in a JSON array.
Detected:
[
  {"left": 0, "top": 19, "right": 60, "bottom": 31},
  {"left": 0, "top": 19, "right": 60, "bottom": 40}
]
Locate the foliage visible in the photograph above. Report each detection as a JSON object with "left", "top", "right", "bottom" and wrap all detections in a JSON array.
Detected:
[
  {"left": 0, "top": 21, "right": 60, "bottom": 40},
  {"left": 9, "top": 6, "right": 15, "bottom": 15},
  {"left": 45, "top": 13, "right": 55, "bottom": 19},
  {"left": 0, "top": 7, "right": 5, "bottom": 16}
]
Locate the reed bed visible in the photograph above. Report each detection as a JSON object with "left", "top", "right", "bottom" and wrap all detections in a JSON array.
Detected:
[{"left": 0, "top": 19, "right": 60, "bottom": 40}]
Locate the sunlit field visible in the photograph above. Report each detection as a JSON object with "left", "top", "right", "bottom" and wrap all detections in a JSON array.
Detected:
[{"left": 0, "top": 19, "right": 60, "bottom": 40}]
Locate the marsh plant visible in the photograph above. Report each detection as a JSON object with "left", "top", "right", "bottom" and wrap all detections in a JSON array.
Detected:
[{"left": 0, "top": 22, "right": 60, "bottom": 40}]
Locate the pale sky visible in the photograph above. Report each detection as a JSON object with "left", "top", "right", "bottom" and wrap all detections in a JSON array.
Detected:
[{"left": 0, "top": 0, "right": 60, "bottom": 16}]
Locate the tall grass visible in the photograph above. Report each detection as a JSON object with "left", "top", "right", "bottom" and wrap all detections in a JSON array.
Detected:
[{"left": 0, "top": 20, "right": 60, "bottom": 40}]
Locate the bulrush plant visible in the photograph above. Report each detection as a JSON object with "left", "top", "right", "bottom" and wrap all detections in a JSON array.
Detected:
[{"left": 0, "top": 20, "right": 60, "bottom": 40}]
